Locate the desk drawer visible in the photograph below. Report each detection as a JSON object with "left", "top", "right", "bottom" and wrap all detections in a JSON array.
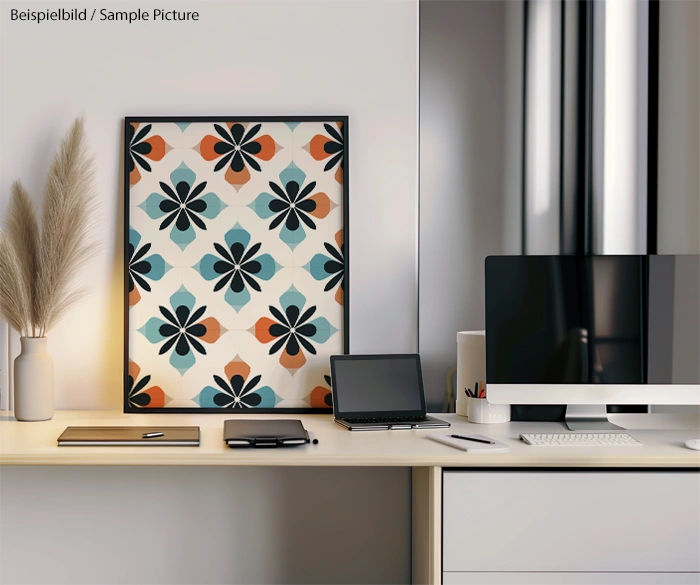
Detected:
[
  {"left": 443, "top": 471, "right": 700, "bottom": 573},
  {"left": 443, "top": 572, "right": 700, "bottom": 584}
]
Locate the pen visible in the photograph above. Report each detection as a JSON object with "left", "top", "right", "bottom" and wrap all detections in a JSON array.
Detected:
[
  {"left": 450, "top": 434, "right": 496, "bottom": 445},
  {"left": 142, "top": 432, "right": 164, "bottom": 438}
]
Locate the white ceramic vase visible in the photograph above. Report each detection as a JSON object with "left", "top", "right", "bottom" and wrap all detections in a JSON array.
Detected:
[{"left": 14, "top": 337, "right": 54, "bottom": 422}]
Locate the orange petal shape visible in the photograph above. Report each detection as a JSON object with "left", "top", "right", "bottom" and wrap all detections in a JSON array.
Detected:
[
  {"left": 334, "top": 164, "right": 343, "bottom": 185},
  {"left": 143, "top": 386, "right": 166, "bottom": 408},
  {"left": 280, "top": 348, "right": 306, "bottom": 372},
  {"left": 200, "top": 135, "right": 223, "bottom": 161},
  {"left": 254, "top": 317, "right": 278, "bottom": 344},
  {"left": 309, "top": 386, "right": 332, "bottom": 409},
  {"left": 334, "top": 229, "right": 343, "bottom": 248},
  {"left": 308, "top": 192, "right": 332, "bottom": 219},
  {"left": 143, "top": 135, "right": 166, "bottom": 162},
  {"left": 224, "top": 359, "right": 251, "bottom": 384},
  {"left": 197, "top": 317, "right": 223, "bottom": 344},
  {"left": 129, "top": 361, "right": 141, "bottom": 381},
  {"left": 254, "top": 135, "right": 276, "bottom": 161},
  {"left": 129, "top": 286, "right": 141, "bottom": 307},
  {"left": 334, "top": 285, "right": 344, "bottom": 306},
  {"left": 309, "top": 135, "right": 332, "bottom": 161},
  {"left": 225, "top": 163, "right": 251, "bottom": 190},
  {"left": 129, "top": 164, "right": 142, "bottom": 186}
]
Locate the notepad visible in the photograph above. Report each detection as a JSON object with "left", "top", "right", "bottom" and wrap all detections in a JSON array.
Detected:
[
  {"left": 427, "top": 433, "right": 510, "bottom": 453},
  {"left": 57, "top": 426, "right": 200, "bottom": 446}
]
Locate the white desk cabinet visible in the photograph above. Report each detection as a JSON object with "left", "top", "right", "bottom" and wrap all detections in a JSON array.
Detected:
[{"left": 443, "top": 470, "right": 700, "bottom": 584}]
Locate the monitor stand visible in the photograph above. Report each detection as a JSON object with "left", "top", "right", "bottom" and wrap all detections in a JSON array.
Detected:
[{"left": 564, "top": 405, "right": 624, "bottom": 431}]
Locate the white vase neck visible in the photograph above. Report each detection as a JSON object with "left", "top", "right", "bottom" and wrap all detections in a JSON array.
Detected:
[{"left": 19, "top": 337, "right": 49, "bottom": 354}]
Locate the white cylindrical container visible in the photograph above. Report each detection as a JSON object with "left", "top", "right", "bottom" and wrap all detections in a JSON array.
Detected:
[
  {"left": 14, "top": 337, "right": 54, "bottom": 422},
  {"left": 467, "top": 397, "right": 511, "bottom": 424}
]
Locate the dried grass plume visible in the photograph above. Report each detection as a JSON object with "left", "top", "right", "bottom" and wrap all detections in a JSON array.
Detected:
[{"left": 0, "top": 117, "right": 97, "bottom": 337}]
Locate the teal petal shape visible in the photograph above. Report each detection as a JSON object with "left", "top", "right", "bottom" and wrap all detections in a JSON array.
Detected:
[
  {"left": 306, "top": 317, "right": 338, "bottom": 344},
  {"left": 284, "top": 122, "right": 300, "bottom": 131},
  {"left": 249, "top": 192, "right": 276, "bottom": 219},
  {"left": 280, "top": 286, "right": 305, "bottom": 313},
  {"left": 255, "top": 254, "right": 279, "bottom": 281},
  {"left": 280, "top": 222, "right": 305, "bottom": 250},
  {"left": 224, "top": 284, "right": 250, "bottom": 312},
  {"left": 144, "top": 254, "right": 170, "bottom": 281},
  {"left": 224, "top": 223, "right": 251, "bottom": 250},
  {"left": 170, "top": 286, "right": 196, "bottom": 312},
  {"left": 170, "top": 223, "right": 196, "bottom": 250},
  {"left": 170, "top": 162, "right": 195, "bottom": 189},
  {"left": 175, "top": 122, "right": 191, "bottom": 132},
  {"left": 138, "top": 317, "right": 169, "bottom": 344},
  {"left": 305, "top": 253, "right": 333, "bottom": 281},
  {"left": 279, "top": 161, "right": 306, "bottom": 189},
  {"left": 170, "top": 347, "right": 195, "bottom": 375},
  {"left": 194, "top": 386, "right": 224, "bottom": 408},
  {"left": 139, "top": 193, "right": 168, "bottom": 219},
  {"left": 196, "top": 254, "right": 221, "bottom": 281},
  {"left": 252, "top": 386, "right": 281, "bottom": 408},
  {"left": 199, "top": 192, "right": 226, "bottom": 219},
  {"left": 129, "top": 228, "right": 141, "bottom": 249}
]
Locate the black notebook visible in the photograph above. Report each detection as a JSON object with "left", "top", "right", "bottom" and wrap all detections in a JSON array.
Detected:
[{"left": 224, "top": 419, "right": 309, "bottom": 448}]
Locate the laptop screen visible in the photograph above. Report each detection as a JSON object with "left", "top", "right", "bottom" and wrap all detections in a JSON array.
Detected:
[{"left": 330, "top": 355, "right": 426, "bottom": 416}]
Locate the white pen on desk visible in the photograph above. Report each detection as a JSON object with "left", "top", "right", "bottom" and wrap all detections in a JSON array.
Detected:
[{"left": 142, "top": 432, "right": 164, "bottom": 438}]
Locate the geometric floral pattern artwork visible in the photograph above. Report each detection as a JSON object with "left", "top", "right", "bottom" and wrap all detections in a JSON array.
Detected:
[{"left": 124, "top": 117, "right": 348, "bottom": 412}]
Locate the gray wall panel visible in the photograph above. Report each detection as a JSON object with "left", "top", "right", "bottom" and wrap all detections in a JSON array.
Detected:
[{"left": 419, "top": 0, "right": 508, "bottom": 408}]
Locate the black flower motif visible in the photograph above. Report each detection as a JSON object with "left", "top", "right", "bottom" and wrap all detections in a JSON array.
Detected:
[
  {"left": 129, "top": 372, "right": 153, "bottom": 408},
  {"left": 320, "top": 123, "right": 344, "bottom": 174},
  {"left": 128, "top": 123, "right": 166, "bottom": 185},
  {"left": 158, "top": 304, "right": 209, "bottom": 357},
  {"left": 212, "top": 123, "right": 264, "bottom": 173},
  {"left": 321, "top": 242, "right": 344, "bottom": 293},
  {"left": 268, "top": 303, "right": 318, "bottom": 357},
  {"left": 213, "top": 240, "right": 264, "bottom": 294},
  {"left": 158, "top": 179, "right": 209, "bottom": 233},
  {"left": 129, "top": 241, "right": 154, "bottom": 294},
  {"left": 211, "top": 372, "right": 263, "bottom": 408},
  {"left": 268, "top": 178, "right": 318, "bottom": 233}
]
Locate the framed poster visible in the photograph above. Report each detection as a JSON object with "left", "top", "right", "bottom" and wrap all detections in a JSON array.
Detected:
[{"left": 124, "top": 117, "right": 348, "bottom": 412}]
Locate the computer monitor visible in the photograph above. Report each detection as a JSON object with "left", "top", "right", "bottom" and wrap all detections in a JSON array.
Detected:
[{"left": 485, "top": 255, "right": 700, "bottom": 430}]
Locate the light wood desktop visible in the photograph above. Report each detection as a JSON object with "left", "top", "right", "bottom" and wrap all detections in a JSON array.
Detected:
[{"left": 1, "top": 411, "right": 699, "bottom": 584}]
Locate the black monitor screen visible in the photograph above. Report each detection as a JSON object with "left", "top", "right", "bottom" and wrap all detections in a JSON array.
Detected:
[
  {"left": 331, "top": 356, "right": 425, "bottom": 414},
  {"left": 485, "top": 255, "right": 700, "bottom": 385}
]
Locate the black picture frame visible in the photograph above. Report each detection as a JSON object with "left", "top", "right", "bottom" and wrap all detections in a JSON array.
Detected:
[{"left": 123, "top": 116, "right": 348, "bottom": 413}]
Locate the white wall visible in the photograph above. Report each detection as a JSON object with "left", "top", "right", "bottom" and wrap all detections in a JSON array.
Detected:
[
  {"left": 0, "top": 0, "right": 419, "bottom": 410},
  {"left": 418, "top": 0, "right": 507, "bottom": 407},
  {"left": 0, "top": 1, "right": 417, "bottom": 583}
]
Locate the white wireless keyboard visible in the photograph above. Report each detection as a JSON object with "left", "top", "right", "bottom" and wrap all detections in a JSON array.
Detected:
[{"left": 520, "top": 432, "right": 643, "bottom": 446}]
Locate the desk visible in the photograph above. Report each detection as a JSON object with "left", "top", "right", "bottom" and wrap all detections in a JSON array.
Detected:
[{"left": 1, "top": 411, "right": 699, "bottom": 584}]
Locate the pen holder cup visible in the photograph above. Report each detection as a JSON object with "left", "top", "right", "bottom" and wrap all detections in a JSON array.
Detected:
[{"left": 466, "top": 398, "right": 511, "bottom": 424}]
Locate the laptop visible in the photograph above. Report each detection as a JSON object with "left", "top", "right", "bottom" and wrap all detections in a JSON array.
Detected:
[{"left": 330, "top": 354, "right": 450, "bottom": 431}]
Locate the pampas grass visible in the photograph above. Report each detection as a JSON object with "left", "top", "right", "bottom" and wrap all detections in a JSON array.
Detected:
[{"left": 0, "top": 117, "right": 97, "bottom": 338}]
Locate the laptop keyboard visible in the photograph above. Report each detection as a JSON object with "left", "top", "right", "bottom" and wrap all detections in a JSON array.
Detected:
[{"left": 343, "top": 416, "right": 427, "bottom": 424}]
